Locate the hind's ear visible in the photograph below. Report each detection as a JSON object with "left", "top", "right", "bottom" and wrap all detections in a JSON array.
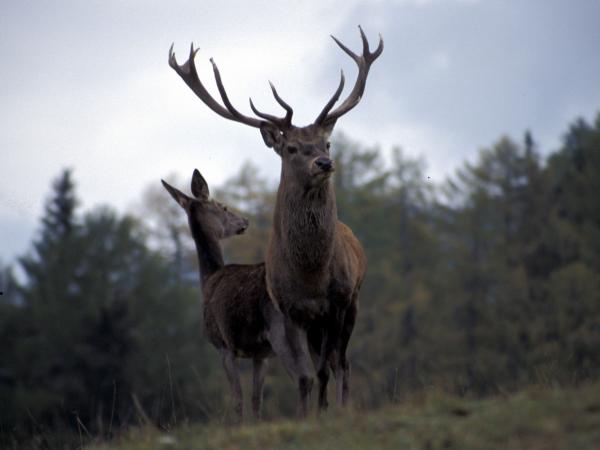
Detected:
[
  {"left": 191, "top": 169, "right": 210, "bottom": 199},
  {"left": 161, "top": 179, "right": 191, "bottom": 209}
]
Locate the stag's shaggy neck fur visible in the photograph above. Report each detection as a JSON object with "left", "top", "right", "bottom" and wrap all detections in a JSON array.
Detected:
[
  {"left": 188, "top": 204, "right": 224, "bottom": 286},
  {"left": 281, "top": 182, "right": 335, "bottom": 270},
  {"left": 268, "top": 168, "right": 338, "bottom": 325}
]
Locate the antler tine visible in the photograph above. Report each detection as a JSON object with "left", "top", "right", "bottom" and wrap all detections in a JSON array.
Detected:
[
  {"left": 314, "top": 26, "right": 384, "bottom": 126},
  {"left": 357, "top": 25, "right": 384, "bottom": 63},
  {"left": 209, "top": 58, "right": 261, "bottom": 125},
  {"left": 269, "top": 82, "right": 293, "bottom": 127},
  {"left": 249, "top": 98, "right": 286, "bottom": 124},
  {"left": 169, "top": 43, "right": 263, "bottom": 128},
  {"left": 359, "top": 25, "right": 370, "bottom": 55},
  {"left": 330, "top": 35, "right": 359, "bottom": 63},
  {"left": 315, "top": 70, "right": 346, "bottom": 125},
  {"left": 248, "top": 81, "right": 294, "bottom": 128}
]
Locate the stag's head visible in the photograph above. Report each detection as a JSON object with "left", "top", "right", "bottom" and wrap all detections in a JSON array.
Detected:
[
  {"left": 169, "top": 26, "right": 383, "bottom": 190},
  {"left": 162, "top": 169, "right": 249, "bottom": 240}
]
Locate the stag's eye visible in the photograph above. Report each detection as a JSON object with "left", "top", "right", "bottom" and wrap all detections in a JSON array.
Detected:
[
  {"left": 326, "top": 142, "right": 331, "bottom": 150},
  {"left": 287, "top": 145, "right": 298, "bottom": 154}
]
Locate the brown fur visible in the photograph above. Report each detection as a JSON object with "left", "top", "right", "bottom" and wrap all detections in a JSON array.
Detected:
[{"left": 203, "top": 263, "right": 271, "bottom": 358}]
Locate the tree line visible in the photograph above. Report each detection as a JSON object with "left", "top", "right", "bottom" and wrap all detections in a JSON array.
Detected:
[{"left": 1, "top": 113, "right": 599, "bottom": 446}]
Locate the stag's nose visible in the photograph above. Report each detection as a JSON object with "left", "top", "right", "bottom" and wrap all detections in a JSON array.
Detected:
[{"left": 315, "top": 157, "right": 334, "bottom": 172}]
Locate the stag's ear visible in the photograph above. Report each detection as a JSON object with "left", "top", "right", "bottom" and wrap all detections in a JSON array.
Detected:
[
  {"left": 161, "top": 179, "right": 191, "bottom": 209},
  {"left": 191, "top": 169, "right": 210, "bottom": 199},
  {"left": 260, "top": 122, "right": 283, "bottom": 153}
]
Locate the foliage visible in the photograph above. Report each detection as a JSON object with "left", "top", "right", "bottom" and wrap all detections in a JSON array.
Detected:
[
  {"left": 2, "top": 112, "right": 600, "bottom": 447},
  {"left": 0, "top": 171, "right": 223, "bottom": 447}
]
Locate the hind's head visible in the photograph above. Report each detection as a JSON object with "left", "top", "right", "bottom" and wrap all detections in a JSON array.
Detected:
[{"left": 162, "top": 169, "right": 249, "bottom": 240}]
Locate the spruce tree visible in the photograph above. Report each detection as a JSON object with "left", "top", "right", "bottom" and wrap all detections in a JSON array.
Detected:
[{"left": 19, "top": 168, "right": 79, "bottom": 305}]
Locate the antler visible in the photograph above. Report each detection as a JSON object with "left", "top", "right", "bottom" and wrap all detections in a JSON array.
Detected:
[
  {"left": 315, "top": 26, "right": 384, "bottom": 126},
  {"left": 169, "top": 43, "right": 293, "bottom": 129},
  {"left": 249, "top": 82, "right": 293, "bottom": 129}
]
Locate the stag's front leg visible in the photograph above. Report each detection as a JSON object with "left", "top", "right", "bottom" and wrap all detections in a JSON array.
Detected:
[
  {"left": 307, "top": 326, "right": 326, "bottom": 410},
  {"left": 266, "top": 310, "right": 313, "bottom": 418},
  {"left": 251, "top": 358, "right": 268, "bottom": 420},
  {"left": 220, "top": 348, "right": 243, "bottom": 423}
]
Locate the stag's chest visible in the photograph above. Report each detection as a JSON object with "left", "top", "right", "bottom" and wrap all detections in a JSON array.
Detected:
[{"left": 285, "top": 210, "right": 334, "bottom": 267}]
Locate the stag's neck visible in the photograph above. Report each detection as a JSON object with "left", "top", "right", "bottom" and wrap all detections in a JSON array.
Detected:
[
  {"left": 189, "top": 218, "right": 224, "bottom": 287},
  {"left": 273, "top": 179, "right": 338, "bottom": 270}
]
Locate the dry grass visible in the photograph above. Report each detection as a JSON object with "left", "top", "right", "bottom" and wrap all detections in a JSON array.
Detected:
[{"left": 87, "top": 382, "right": 600, "bottom": 450}]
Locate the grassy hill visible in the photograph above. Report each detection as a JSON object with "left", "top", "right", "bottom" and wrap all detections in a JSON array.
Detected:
[{"left": 88, "top": 382, "right": 600, "bottom": 450}]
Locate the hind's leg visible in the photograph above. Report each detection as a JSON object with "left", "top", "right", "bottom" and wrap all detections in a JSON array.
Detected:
[
  {"left": 220, "top": 349, "right": 243, "bottom": 422},
  {"left": 251, "top": 358, "right": 268, "bottom": 420}
]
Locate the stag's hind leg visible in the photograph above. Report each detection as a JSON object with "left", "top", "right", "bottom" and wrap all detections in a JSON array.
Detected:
[
  {"left": 251, "top": 357, "right": 268, "bottom": 420},
  {"left": 336, "top": 299, "right": 357, "bottom": 406},
  {"left": 316, "top": 308, "right": 346, "bottom": 412},
  {"left": 316, "top": 328, "right": 330, "bottom": 412},
  {"left": 220, "top": 348, "right": 243, "bottom": 423}
]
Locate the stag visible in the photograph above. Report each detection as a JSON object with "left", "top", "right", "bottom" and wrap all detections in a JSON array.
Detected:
[
  {"left": 169, "top": 26, "right": 381, "bottom": 411},
  {"left": 162, "top": 169, "right": 313, "bottom": 420}
]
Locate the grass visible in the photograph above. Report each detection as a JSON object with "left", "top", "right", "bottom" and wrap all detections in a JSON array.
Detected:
[{"left": 88, "top": 382, "right": 600, "bottom": 450}]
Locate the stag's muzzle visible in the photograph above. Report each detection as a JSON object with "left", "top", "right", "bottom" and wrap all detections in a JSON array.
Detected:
[{"left": 315, "top": 157, "right": 334, "bottom": 172}]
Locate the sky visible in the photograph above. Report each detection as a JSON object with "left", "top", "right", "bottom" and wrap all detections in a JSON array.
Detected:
[{"left": 2, "top": 0, "right": 600, "bottom": 265}]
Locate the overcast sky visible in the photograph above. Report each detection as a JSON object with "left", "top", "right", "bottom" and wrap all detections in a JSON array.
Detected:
[{"left": 2, "top": 0, "right": 600, "bottom": 265}]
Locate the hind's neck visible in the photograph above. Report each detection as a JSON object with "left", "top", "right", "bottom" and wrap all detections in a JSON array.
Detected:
[{"left": 189, "top": 217, "right": 224, "bottom": 286}]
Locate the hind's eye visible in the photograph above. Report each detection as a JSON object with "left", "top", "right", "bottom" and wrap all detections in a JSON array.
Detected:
[
  {"left": 287, "top": 145, "right": 298, "bottom": 154},
  {"left": 326, "top": 142, "right": 331, "bottom": 150},
  {"left": 223, "top": 206, "right": 228, "bottom": 211}
]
